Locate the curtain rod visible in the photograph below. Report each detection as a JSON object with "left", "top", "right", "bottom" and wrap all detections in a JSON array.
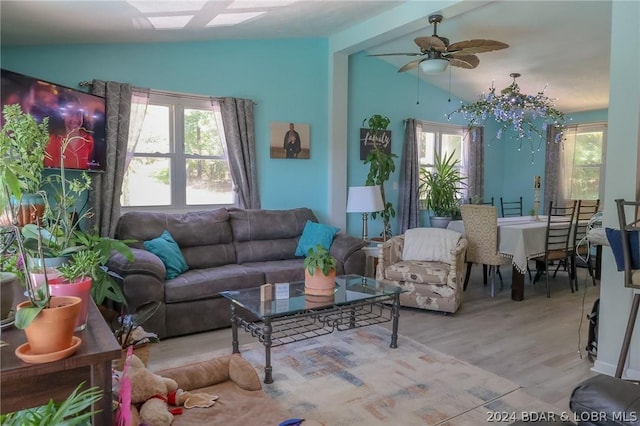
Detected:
[{"left": 79, "top": 81, "right": 256, "bottom": 105}]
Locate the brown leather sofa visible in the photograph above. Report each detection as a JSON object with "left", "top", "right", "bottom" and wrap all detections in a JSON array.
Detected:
[{"left": 108, "top": 208, "right": 366, "bottom": 338}]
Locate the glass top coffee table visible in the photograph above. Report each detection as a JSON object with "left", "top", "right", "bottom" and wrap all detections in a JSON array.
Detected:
[{"left": 220, "top": 274, "right": 406, "bottom": 383}]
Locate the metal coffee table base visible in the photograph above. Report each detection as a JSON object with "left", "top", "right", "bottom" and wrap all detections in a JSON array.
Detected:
[{"left": 230, "top": 293, "right": 401, "bottom": 384}]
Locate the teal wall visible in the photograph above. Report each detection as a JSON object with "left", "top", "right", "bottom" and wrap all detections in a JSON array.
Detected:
[
  {"left": 1, "top": 38, "right": 332, "bottom": 221},
  {"left": 1, "top": 39, "right": 608, "bottom": 237}
]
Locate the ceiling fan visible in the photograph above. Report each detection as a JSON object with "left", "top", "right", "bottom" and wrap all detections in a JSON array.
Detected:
[{"left": 370, "top": 14, "right": 509, "bottom": 73}]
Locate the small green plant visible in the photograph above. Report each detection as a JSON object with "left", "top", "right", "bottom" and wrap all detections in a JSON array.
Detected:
[
  {"left": 66, "top": 231, "right": 134, "bottom": 305},
  {"left": 529, "top": 208, "right": 536, "bottom": 217},
  {"left": 57, "top": 249, "right": 101, "bottom": 282},
  {"left": 0, "top": 382, "right": 102, "bottom": 426},
  {"left": 0, "top": 104, "right": 50, "bottom": 199},
  {"left": 303, "top": 244, "right": 337, "bottom": 276},
  {"left": 419, "top": 150, "right": 467, "bottom": 217}
]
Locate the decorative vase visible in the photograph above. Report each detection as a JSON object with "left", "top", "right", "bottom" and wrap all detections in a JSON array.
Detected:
[
  {"left": 17, "top": 295, "right": 81, "bottom": 355},
  {"left": 12, "top": 193, "right": 46, "bottom": 226},
  {"left": 49, "top": 277, "right": 92, "bottom": 331},
  {"left": 304, "top": 268, "right": 336, "bottom": 296},
  {"left": 0, "top": 272, "right": 18, "bottom": 320},
  {"left": 430, "top": 216, "right": 452, "bottom": 229}
]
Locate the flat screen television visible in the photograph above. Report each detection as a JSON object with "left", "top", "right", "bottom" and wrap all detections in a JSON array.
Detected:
[{"left": 1, "top": 68, "right": 107, "bottom": 172}]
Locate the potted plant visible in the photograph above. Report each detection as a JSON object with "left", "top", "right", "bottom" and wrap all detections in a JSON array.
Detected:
[
  {"left": 303, "top": 244, "right": 337, "bottom": 296},
  {"left": 49, "top": 249, "right": 100, "bottom": 331},
  {"left": 0, "top": 104, "right": 50, "bottom": 226},
  {"left": 363, "top": 114, "right": 397, "bottom": 241},
  {"left": 0, "top": 382, "right": 102, "bottom": 426},
  {"left": 13, "top": 227, "right": 81, "bottom": 357},
  {"left": 419, "top": 150, "right": 467, "bottom": 228}
]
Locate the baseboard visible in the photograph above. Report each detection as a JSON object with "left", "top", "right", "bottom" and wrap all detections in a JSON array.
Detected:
[{"left": 592, "top": 360, "right": 640, "bottom": 380}]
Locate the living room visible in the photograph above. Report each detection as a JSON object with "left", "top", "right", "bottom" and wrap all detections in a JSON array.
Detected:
[{"left": 1, "top": 0, "right": 639, "bottom": 424}]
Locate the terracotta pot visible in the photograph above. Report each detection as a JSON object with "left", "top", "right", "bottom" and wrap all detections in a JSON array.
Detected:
[
  {"left": 304, "top": 268, "right": 336, "bottom": 296},
  {"left": 49, "top": 277, "right": 92, "bottom": 331},
  {"left": 17, "top": 296, "right": 81, "bottom": 355}
]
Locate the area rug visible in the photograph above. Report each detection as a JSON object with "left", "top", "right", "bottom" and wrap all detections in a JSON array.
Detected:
[{"left": 152, "top": 326, "right": 559, "bottom": 425}]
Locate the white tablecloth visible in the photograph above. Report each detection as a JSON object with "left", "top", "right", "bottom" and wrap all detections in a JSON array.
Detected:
[{"left": 448, "top": 216, "right": 549, "bottom": 274}]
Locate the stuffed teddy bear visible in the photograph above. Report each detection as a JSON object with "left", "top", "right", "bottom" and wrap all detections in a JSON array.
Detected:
[{"left": 117, "top": 354, "right": 218, "bottom": 426}]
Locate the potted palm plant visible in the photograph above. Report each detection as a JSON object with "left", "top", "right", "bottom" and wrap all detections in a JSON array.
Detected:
[
  {"left": 363, "top": 114, "right": 397, "bottom": 240},
  {"left": 419, "top": 150, "right": 467, "bottom": 228},
  {"left": 0, "top": 382, "right": 102, "bottom": 426},
  {"left": 303, "top": 244, "right": 337, "bottom": 296}
]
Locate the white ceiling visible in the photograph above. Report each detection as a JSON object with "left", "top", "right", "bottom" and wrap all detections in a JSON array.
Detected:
[{"left": 0, "top": 1, "right": 612, "bottom": 113}]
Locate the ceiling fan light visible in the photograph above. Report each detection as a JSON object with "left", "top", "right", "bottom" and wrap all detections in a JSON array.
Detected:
[{"left": 419, "top": 59, "right": 449, "bottom": 74}]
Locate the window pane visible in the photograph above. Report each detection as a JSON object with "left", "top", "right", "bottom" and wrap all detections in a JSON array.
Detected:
[
  {"left": 185, "top": 158, "right": 234, "bottom": 205},
  {"left": 121, "top": 157, "right": 171, "bottom": 206},
  {"left": 419, "top": 132, "right": 435, "bottom": 165},
  {"left": 184, "top": 109, "right": 224, "bottom": 156},
  {"left": 134, "top": 105, "right": 171, "bottom": 153},
  {"left": 571, "top": 167, "right": 600, "bottom": 200},
  {"left": 442, "top": 134, "right": 463, "bottom": 163},
  {"left": 574, "top": 132, "right": 603, "bottom": 166}
]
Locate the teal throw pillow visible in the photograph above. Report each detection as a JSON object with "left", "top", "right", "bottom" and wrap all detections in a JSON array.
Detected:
[
  {"left": 143, "top": 230, "right": 189, "bottom": 280},
  {"left": 295, "top": 220, "right": 340, "bottom": 257}
]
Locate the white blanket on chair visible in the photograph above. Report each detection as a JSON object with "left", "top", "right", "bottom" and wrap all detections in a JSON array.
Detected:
[{"left": 402, "top": 228, "right": 461, "bottom": 263}]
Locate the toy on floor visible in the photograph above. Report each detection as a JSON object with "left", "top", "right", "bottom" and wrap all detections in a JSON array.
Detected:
[{"left": 114, "top": 354, "right": 218, "bottom": 426}]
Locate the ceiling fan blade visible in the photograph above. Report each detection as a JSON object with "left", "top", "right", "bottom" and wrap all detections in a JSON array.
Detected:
[
  {"left": 414, "top": 36, "right": 447, "bottom": 52},
  {"left": 398, "top": 59, "right": 422, "bottom": 73},
  {"left": 448, "top": 55, "right": 480, "bottom": 69},
  {"left": 368, "top": 52, "right": 423, "bottom": 57},
  {"left": 446, "top": 39, "right": 509, "bottom": 55}
]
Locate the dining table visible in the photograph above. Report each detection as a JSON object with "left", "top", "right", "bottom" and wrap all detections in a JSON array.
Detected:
[{"left": 447, "top": 215, "right": 551, "bottom": 301}]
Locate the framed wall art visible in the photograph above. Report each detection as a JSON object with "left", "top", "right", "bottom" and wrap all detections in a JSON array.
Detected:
[{"left": 270, "top": 122, "right": 310, "bottom": 159}]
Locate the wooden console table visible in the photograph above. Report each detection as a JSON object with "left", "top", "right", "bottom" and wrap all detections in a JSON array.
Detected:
[{"left": 1, "top": 299, "right": 121, "bottom": 425}]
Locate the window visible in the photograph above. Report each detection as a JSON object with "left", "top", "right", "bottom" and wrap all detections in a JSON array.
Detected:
[
  {"left": 416, "top": 121, "right": 468, "bottom": 206},
  {"left": 121, "top": 91, "right": 235, "bottom": 210},
  {"left": 560, "top": 123, "right": 607, "bottom": 201}
]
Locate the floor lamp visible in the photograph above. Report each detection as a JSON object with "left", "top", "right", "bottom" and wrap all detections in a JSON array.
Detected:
[{"left": 346, "top": 186, "right": 384, "bottom": 242}]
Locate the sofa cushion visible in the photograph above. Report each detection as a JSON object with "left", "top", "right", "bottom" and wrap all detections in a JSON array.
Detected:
[
  {"left": 402, "top": 228, "right": 461, "bottom": 263},
  {"left": 116, "top": 209, "right": 236, "bottom": 268},
  {"left": 242, "top": 259, "right": 306, "bottom": 284},
  {"left": 164, "top": 264, "right": 265, "bottom": 303},
  {"left": 385, "top": 260, "right": 450, "bottom": 285},
  {"left": 229, "top": 208, "right": 319, "bottom": 264},
  {"left": 295, "top": 220, "right": 340, "bottom": 256},
  {"left": 143, "top": 230, "right": 189, "bottom": 279}
]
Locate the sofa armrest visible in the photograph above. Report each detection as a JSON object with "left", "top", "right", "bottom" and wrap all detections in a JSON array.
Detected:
[
  {"left": 330, "top": 233, "right": 366, "bottom": 263},
  {"left": 108, "top": 247, "right": 166, "bottom": 281}
]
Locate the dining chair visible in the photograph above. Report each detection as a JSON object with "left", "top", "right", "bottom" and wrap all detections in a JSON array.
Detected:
[
  {"left": 460, "top": 204, "right": 510, "bottom": 297},
  {"left": 532, "top": 200, "right": 577, "bottom": 297},
  {"left": 500, "top": 196, "right": 523, "bottom": 217},
  {"left": 468, "top": 196, "right": 494, "bottom": 206},
  {"left": 573, "top": 199, "right": 600, "bottom": 288}
]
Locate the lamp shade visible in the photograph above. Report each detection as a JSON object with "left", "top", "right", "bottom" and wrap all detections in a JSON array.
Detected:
[
  {"left": 419, "top": 59, "right": 449, "bottom": 74},
  {"left": 346, "top": 186, "right": 384, "bottom": 213}
]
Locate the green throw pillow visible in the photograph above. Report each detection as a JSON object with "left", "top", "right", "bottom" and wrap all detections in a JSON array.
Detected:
[
  {"left": 143, "top": 230, "right": 189, "bottom": 280},
  {"left": 295, "top": 220, "right": 340, "bottom": 257}
]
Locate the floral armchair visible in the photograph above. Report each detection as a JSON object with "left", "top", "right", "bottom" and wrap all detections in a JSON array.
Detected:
[{"left": 375, "top": 228, "right": 468, "bottom": 314}]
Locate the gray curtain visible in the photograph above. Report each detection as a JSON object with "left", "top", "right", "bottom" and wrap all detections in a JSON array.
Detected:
[
  {"left": 398, "top": 118, "right": 420, "bottom": 233},
  {"left": 467, "top": 127, "right": 484, "bottom": 201},
  {"left": 89, "top": 80, "right": 132, "bottom": 238},
  {"left": 219, "top": 97, "right": 260, "bottom": 209},
  {"left": 544, "top": 125, "right": 562, "bottom": 210}
]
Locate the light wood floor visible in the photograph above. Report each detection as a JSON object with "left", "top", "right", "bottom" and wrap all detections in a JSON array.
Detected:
[{"left": 148, "top": 265, "right": 600, "bottom": 413}]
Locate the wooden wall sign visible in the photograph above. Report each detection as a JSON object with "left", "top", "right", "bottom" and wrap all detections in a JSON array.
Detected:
[{"left": 360, "top": 128, "right": 391, "bottom": 160}]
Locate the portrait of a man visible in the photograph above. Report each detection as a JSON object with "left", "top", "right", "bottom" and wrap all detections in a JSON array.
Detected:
[{"left": 270, "top": 122, "right": 310, "bottom": 159}]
